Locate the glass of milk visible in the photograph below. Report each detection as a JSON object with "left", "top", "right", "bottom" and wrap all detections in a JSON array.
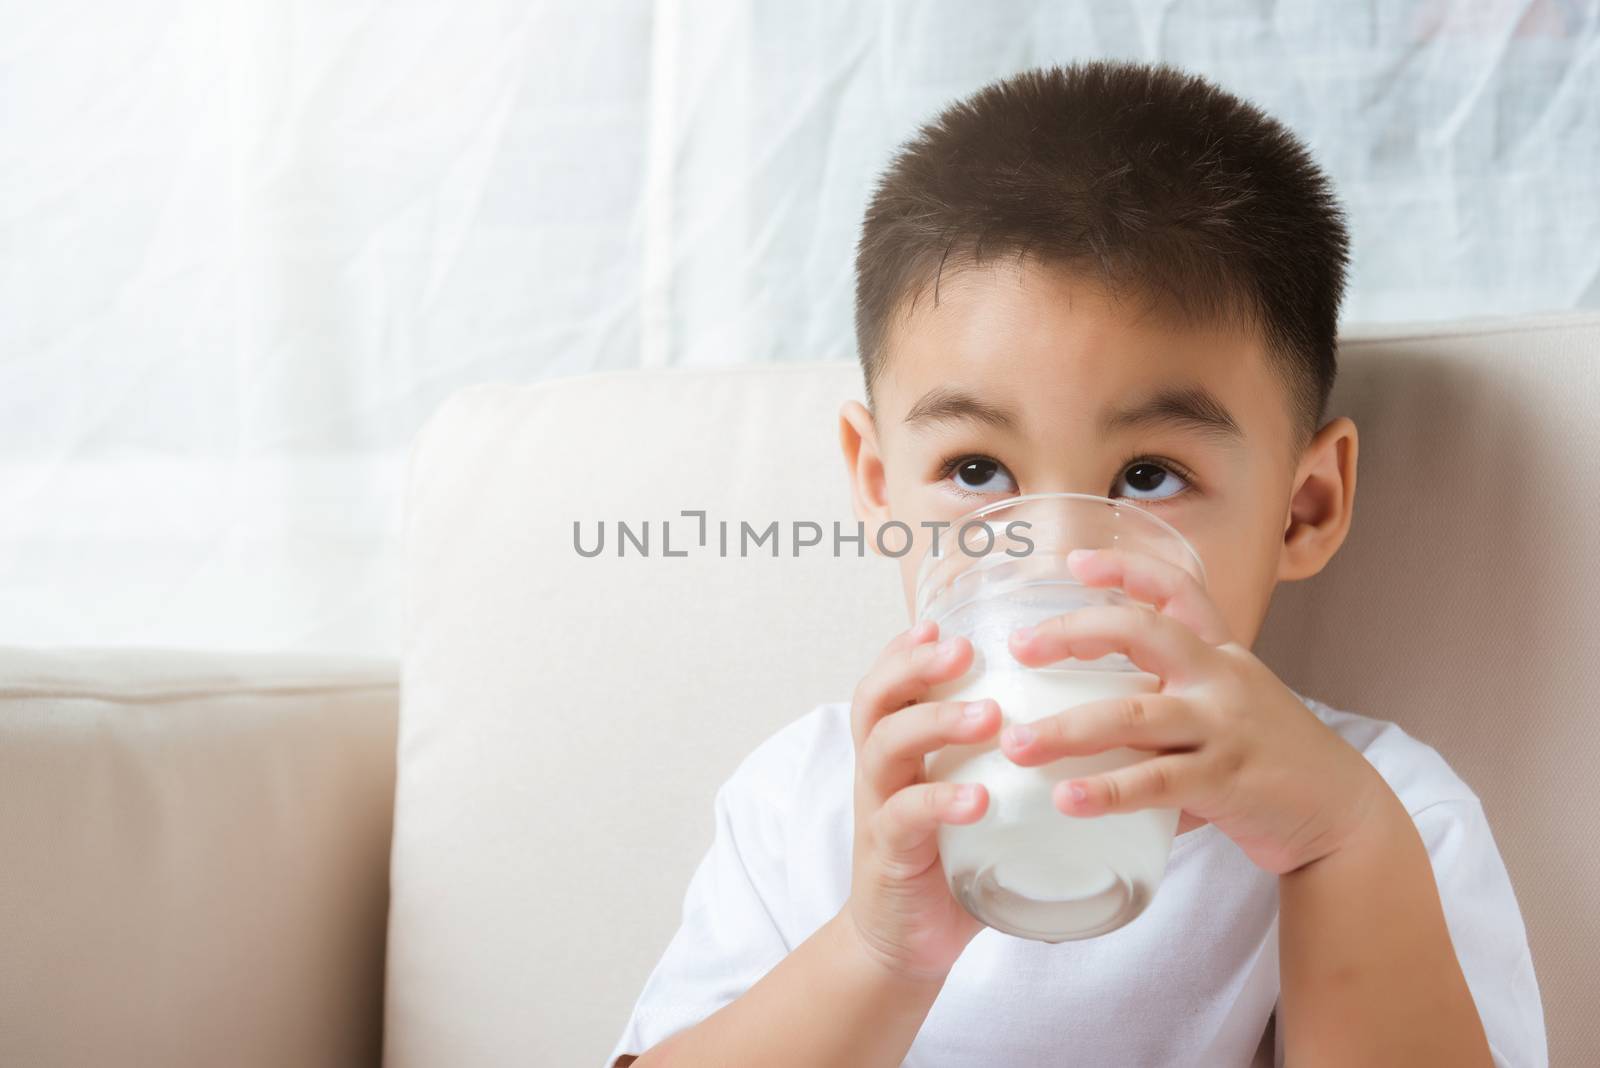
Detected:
[{"left": 916, "top": 492, "right": 1208, "bottom": 942}]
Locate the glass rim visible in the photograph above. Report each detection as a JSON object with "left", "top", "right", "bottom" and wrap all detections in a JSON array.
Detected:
[{"left": 911, "top": 491, "right": 1208, "bottom": 597}]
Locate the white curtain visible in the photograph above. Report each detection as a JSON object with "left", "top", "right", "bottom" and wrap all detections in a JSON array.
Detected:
[{"left": 3, "top": 0, "right": 1597, "bottom": 656}]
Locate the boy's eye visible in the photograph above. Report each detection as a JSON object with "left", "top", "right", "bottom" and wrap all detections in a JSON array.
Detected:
[
  {"left": 939, "top": 454, "right": 1194, "bottom": 503},
  {"left": 1111, "top": 459, "right": 1191, "bottom": 503},
  {"left": 945, "top": 456, "right": 1018, "bottom": 496}
]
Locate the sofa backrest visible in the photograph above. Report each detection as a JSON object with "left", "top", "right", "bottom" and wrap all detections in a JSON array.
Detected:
[
  {"left": 389, "top": 313, "right": 1600, "bottom": 1066},
  {"left": 0, "top": 646, "right": 399, "bottom": 1067}
]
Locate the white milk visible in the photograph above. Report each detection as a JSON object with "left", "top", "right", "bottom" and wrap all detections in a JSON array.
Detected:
[{"left": 924, "top": 600, "right": 1180, "bottom": 941}]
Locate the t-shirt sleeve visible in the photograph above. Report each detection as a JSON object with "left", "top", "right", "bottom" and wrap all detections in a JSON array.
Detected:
[
  {"left": 605, "top": 744, "right": 796, "bottom": 1067},
  {"left": 1411, "top": 797, "right": 1548, "bottom": 1068}
]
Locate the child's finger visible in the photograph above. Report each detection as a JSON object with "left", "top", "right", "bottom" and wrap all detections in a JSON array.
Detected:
[
  {"left": 871, "top": 780, "right": 988, "bottom": 874},
  {"left": 849, "top": 635, "right": 973, "bottom": 750},
  {"left": 858, "top": 698, "right": 1000, "bottom": 803},
  {"left": 884, "top": 617, "right": 938, "bottom": 656},
  {"left": 999, "top": 693, "right": 1202, "bottom": 766},
  {"left": 1053, "top": 751, "right": 1206, "bottom": 817},
  {"left": 1066, "top": 546, "right": 1232, "bottom": 646},
  {"left": 1006, "top": 602, "right": 1208, "bottom": 685}
]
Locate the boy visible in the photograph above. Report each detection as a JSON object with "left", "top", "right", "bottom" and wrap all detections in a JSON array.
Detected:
[{"left": 609, "top": 61, "right": 1545, "bottom": 1066}]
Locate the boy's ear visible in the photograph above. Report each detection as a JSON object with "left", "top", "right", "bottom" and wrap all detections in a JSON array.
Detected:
[
  {"left": 839, "top": 400, "right": 892, "bottom": 556},
  {"left": 1278, "top": 415, "right": 1358, "bottom": 582}
]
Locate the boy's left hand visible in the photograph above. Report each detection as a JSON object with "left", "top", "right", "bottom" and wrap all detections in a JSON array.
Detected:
[{"left": 1002, "top": 546, "right": 1388, "bottom": 876}]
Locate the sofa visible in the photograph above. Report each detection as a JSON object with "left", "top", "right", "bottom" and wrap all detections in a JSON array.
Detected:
[{"left": 2, "top": 312, "right": 1596, "bottom": 1066}]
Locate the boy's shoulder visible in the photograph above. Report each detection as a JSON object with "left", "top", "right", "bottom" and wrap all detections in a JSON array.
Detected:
[
  {"left": 1292, "top": 689, "right": 1483, "bottom": 814},
  {"left": 720, "top": 700, "right": 855, "bottom": 808}
]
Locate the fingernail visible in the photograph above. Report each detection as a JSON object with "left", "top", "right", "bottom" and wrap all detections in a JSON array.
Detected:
[
  {"left": 937, "top": 637, "right": 963, "bottom": 658},
  {"left": 1068, "top": 548, "right": 1096, "bottom": 565},
  {"left": 963, "top": 700, "right": 988, "bottom": 719},
  {"left": 955, "top": 784, "right": 977, "bottom": 804},
  {"left": 1012, "top": 625, "right": 1034, "bottom": 642},
  {"left": 1054, "top": 781, "right": 1079, "bottom": 809},
  {"left": 1005, "top": 723, "right": 1034, "bottom": 747}
]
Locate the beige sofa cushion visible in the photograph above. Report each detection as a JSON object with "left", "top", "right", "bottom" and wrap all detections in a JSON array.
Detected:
[
  {"left": 388, "top": 313, "right": 1598, "bottom": 1066},
  {"left": 0, "top": 646, "right": 399, "bottom": 1068}
]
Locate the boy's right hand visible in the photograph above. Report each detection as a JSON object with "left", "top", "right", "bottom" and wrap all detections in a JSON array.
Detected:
[{"left": 843, "top": 618, "right": 1002, "bottom": 985}]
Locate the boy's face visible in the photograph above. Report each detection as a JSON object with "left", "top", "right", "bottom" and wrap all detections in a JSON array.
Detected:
[{"left": 839, "top": 256, "right": 1357, "bottom": 651}]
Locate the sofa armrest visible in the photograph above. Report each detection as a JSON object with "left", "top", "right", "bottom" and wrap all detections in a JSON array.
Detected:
[{"left": 0, "top": 646, "right": 399, "bottom": 1068}]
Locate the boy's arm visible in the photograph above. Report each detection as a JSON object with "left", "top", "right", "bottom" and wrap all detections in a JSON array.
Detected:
[
  {"left": 1278, "top": 783, "right": 1495, "bottom": 1067},
  {"left": 632, "top": 909, "right": 943, "bottom": 1068}
]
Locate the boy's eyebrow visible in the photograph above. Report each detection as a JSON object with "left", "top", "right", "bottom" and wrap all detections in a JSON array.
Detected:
[
  {"left": 1100, "top": 384, "right": 1246, "bottom": 447},
  {"left": 902, "top": 387, "right": 1021, "bottom": 432},
  {"left": 902, "top": 382, "right": 1245, "bottom": 446}
]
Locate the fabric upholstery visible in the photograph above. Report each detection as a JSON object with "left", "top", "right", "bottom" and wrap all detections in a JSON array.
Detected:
[{"left": 0, "top": 646, "right": 399, "bottom": 1068}]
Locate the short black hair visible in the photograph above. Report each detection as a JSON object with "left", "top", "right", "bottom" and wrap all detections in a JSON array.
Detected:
[{"left": 853, "top": 60, "right": 1349, "bottom": 456}]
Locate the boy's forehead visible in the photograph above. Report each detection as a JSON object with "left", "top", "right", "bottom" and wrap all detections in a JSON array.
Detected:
[{"left": 877, "top": 256, "right": 1281, "bottom": 444}]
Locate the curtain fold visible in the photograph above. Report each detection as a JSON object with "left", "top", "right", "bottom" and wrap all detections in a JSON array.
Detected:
[{"left": 3, "top": 0, "right": 1597, "bottom": 654}]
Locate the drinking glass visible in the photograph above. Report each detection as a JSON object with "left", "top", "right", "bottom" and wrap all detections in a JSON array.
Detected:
[{"left": 916, "top": 492, "right": 1208, "bottom": 942}]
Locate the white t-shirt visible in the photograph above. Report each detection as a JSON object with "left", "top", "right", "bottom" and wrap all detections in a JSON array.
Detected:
[{"left": 607, "top": 690, "right": 1547, "bottom": 1067}]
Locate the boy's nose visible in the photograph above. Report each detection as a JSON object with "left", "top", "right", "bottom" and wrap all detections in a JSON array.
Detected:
[{"left": 1022, "top": 480, "right": 1108, "bottom": 500}]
